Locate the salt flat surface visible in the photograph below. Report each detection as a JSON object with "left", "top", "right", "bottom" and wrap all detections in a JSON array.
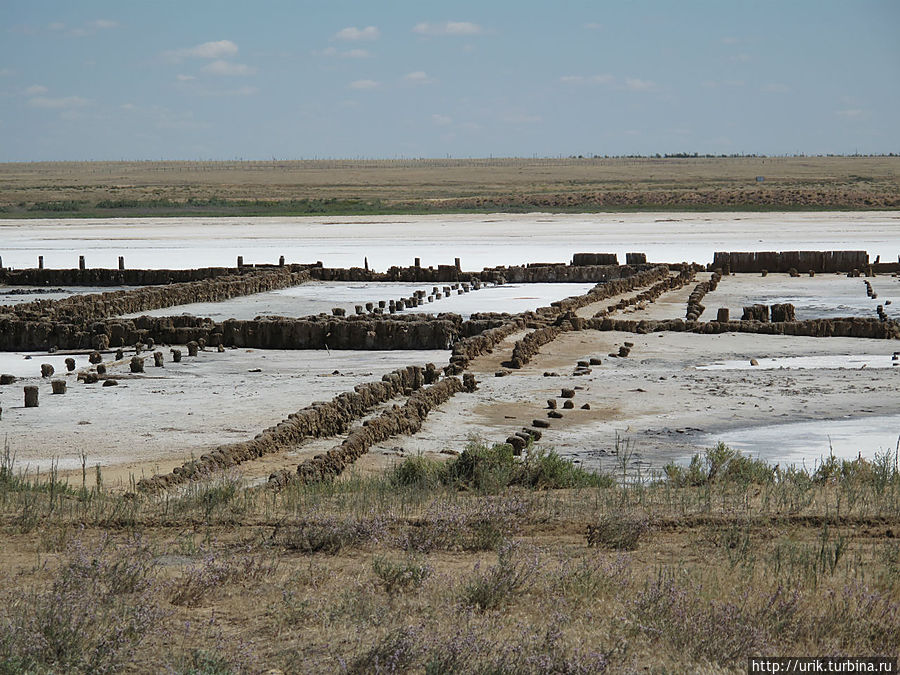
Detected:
[
  {"left": 120, "top": 282, "right": 596, "bottom": 321},
  {"left": 697, "top": 354, "right": 899, "bottom": 370},
  {"left": 699, "top": 273, "right": 899, "bottom": 321},
  {"left": 2, "top": 211, "right": 898, "bottom": 270},
  {"left": 0, "top": 286, "right": 137, "bottom": 306},
  {"left": 1, "top": 347, "right": 449, "bottom": 478},
  {"left": 0, "top": 352, "right": 94, "bottom": 378}
]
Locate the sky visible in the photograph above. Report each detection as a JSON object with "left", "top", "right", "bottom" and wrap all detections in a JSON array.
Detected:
[{"left": 0, "top": 0, "right": 898, "bottom": 161}]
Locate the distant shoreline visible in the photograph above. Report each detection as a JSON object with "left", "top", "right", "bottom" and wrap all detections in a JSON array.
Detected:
[{"left": 2, "top": 156, "right": 897, "bottom": 218}]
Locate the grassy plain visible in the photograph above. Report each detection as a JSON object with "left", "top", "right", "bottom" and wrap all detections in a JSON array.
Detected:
[
  {"left": 1, "top": 441, "right": 898, "bottom": 673},
  {"left": 1, "top": 156, "right": 898, "bottom": 218}
]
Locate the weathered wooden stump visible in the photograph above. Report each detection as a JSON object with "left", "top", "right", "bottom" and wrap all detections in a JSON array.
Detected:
[
  {"left": 563, "top": 400, "right": 574, "bottom": 409},
  {"left": 65, "top": 357, "right": 76, "bottom": 372},
  {"left": 547, "top": 399, "right": 557, "bottom": 409},
  {"left": 51, "top": 379, "right": 67, "bottom": 394},
  {"left": 103, "top": 379, "right": 118, "bottom": 387},
  {"left": 187, "top": 341, "right": 199, "bottom": 357},
  {"left": 96, "top": 364, "right": 106, "bottom": 375},
  {"left": 89, "top": 351, "right": 102, "bottom": 364},
  {"left": 24, "top": 386, "right": 39, "bottom": 407},
  {"left": 171, "top": 348, "right": 182, "bottom": 362},
  {"left": 115, "top": 349, "right": 124, "bottom": 361},
  {"left": 217, "top": 344, "right": 225, "bottom": 353},
  {"left": 561, "top": 388, "right": 575, "bottom": 398},
  {"left": 82, "top": 372, "right": 99, "bottom": 384},
  {"left": 716, "top": 308, "right": 730, "bottom": 323},
  {"left": 153, "top": 351, "right": 164, "bottom": 367},
  {"left": 41, "top": 363, "right": 54, "bottom": 378},
  {"left": 130, "top": 356, "right": 144, "bottom": 373},
  {"left": 0, "top": 374, "right": 16, "bottom": 385}
]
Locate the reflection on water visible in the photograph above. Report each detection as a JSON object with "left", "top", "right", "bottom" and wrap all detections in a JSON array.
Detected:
[
  {"left": 698, "top": 415, "right": 900, "bottom": 467},
  {"left": 697, "top": 354, "right": 899, "bottom": 370}
]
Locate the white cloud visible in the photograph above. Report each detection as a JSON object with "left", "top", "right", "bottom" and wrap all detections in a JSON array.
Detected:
[
  {"left": 836, "top": 108, "right": 864, "bottom": 118},
  {"left": 177, "top": 74, "right": 196, "bottom": 81},
  {"left": 335, "top": 26, "right": 380, "bottom": 41},
  {"left": 413, "top": 21, "right": 483, "bottom": 36},
  {"left": 560, "top": 74, "right": 613, "bottom": 85},
  {"left": 349, "top": 79, "right": 379, "bottom": 90},
  {"left": 701, "top": 79, "right": 744, "bottom": 89},
  {"left": 763, "top": 82, "right": 790, "bottom": 93},
  {"left": 720, "top": 36, "right": 740, "bottom": 45},
  {"left": 0, "top": 68, "right": 15, "bottom": 77},
  {"left": 165, "top": 40, "right": 239, "bottom": 62},
  {"left": 48, "top": 22, "right": 66, "bottom": 31},
  {"left": 25, "top": 84, "right": 48, "bottom": 95},
  {"left": 201, "top": 60, "right": 256, "bottom": 76},
  {"left": 503, "top": 113, "right": 542, "bottom": 124},
  {"left": 319, "top": 47, "right": 371, "bottom": 58},
  {"left": 121, "top": 103, "right": 136, "bottom": 110},
  {"left": 625, "top": 77, "right": 656, "bottom": 91},
  {"left": 432, "top": 114, "right": 453, "bottom": 125},
  {"left": 87, "top": 19, "right": 118, "bottom": 30},
  {"left": 404, "top": 71, "right": 434, "bottom": 85},
  {"left": 28, "top": 96, "right": 90, "bottom": 109}
]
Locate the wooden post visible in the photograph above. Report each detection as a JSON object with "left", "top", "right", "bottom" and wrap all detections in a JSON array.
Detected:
[
  {"left": 237, "top": 256, "right": 243, "bottom": 269},
  {"left": 279, "top": 255, "right": 285, "bottom": 266},
  {"left": 118, "top": 256, "right": 125, "bottom": 270},
  {"left": 38, "top": 255, "right": 44, "bottom": 269},
  {"left": 24, "top": 386, "right": 39, "bottom": 407},
  {"left": 415, "top": 257, "right": 421, "bottom": 268},
  {"left": 79, "top": 255, "right": 85, "bottom": 270},
  {"left": 455, "top": 257, "right": 461, "bottom": 270}
]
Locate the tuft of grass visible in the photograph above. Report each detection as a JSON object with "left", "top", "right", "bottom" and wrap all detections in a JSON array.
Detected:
[
  {"left": 372, "top": 555, "right": 433, "bottom": 596},
  {"left": 460, "top": 541, "right": 541, "bottom": 611},
  {"left": 664, "top": 442, "right": 774, "bottom": 487},
  {"left": 586, "top": 513, "right": 649, "bottom": 551},
  {"left": 391, "top": 440, "right": 612, "bottom": 493},
  {"left": 169, "top": 552, "right": 278, "bottom": 608},
  {"left": 276, "top": 513, "right": 387, "bottom": 555}
]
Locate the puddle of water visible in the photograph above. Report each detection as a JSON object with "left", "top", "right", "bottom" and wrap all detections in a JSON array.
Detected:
[
  {"left": 698, "top": 415, "right": 900, "bottom": 467},
  {"left": 0, "top": 352, "right": 93, "bottom": 379},
  {"left": 122, "top": 282, "right": 596, "bottom": 321},
  {"left": 697, "top": 354, "right": 900, "bottom": 370}
]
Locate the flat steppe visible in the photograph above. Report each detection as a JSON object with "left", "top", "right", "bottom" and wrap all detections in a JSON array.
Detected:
[{"left": 1, "top": 156, "right": 898, "bottom": 217}]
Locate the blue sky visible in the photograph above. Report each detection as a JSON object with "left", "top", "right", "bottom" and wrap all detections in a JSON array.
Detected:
[{"left": 1, "top": 1, "right": 897, "bottom": 161}]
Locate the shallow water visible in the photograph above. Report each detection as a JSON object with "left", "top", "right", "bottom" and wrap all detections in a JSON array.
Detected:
[
  {"left": 698, "top": 415, "right": 900, "bottom": 467},
  {"left": 697, "top": 354, "right": 900, "bottom": 370},
  {"left": 2, "top": 212, "right": 899, "bottom": 270},
  {"left": 120, "top": 281, "right": 596, "bottom": 321},
  {"left": 0, "top": 352, "right": 93, "bottom": 378}
]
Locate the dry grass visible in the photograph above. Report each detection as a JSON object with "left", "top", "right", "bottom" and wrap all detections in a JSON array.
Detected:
[
  {"left": 1, "top": 442, "right": 899, "bottom": 673},
  {"left": 1, "top": 156, "right": 898, "bottom": 216}
]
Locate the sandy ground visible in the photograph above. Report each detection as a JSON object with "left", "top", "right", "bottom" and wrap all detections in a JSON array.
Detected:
[
  {"left": 2, "top": 211, "right": 900, "bottom": 271},
  {"left": 0, "top": 347, "right": 448, "bottom": 487},
  {"left": 353, "top": 328, "right": 900, "bottom": 477}
]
